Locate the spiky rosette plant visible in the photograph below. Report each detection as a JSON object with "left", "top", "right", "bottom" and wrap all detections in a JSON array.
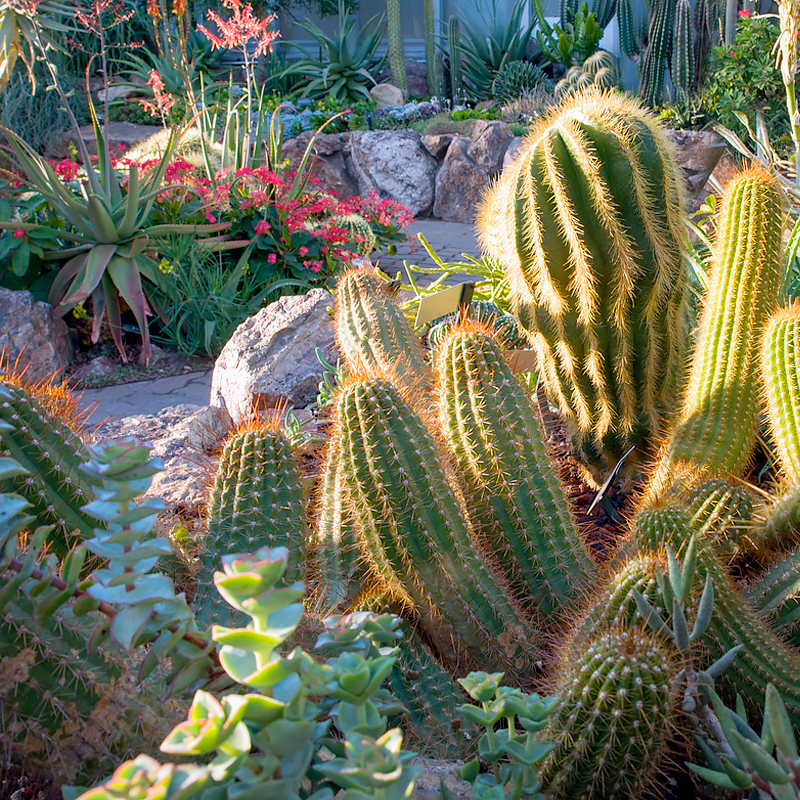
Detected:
[
  {"left": 335, "top": 369, "right": 541, "bottom": 679},
  {"left": 435, "top": 320, "right": 595, "bottom": 617},
  {"left": 646, "top": 167, "right": 785, "bottom": 500},
  {"left": 335, "top": 269, "right": 429, "bottom": 391},
  {"left": 200, "top": 416, "right": 307, "bottom": 627},
  {"left": 477, "top": 88, "right": 689, "bottom": 484},
  {"left": 537, "top": 627, "right": 681, "bottom": 800},
  {"left": 0, "top": 375, "right": 101, "bottom": 558}
]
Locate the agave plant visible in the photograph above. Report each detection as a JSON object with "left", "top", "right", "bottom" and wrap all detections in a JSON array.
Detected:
[
  {"left": 0, "top": 111, "right": 227, "bottom": 364},
  {"left": 281, "top": 0, "right": 386, "bottom": 102},
  {"left": 457, "top": 0, "right": 538, "bottom": 100}
]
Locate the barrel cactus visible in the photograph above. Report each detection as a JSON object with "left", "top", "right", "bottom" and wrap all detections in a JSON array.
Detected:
[{"left": 477, "top": 88, "right": 688, "bottom": 484}]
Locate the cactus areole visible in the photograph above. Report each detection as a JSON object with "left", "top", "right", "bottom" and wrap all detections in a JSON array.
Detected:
[{"left": 478, "top": 89, "right": 688, "bottom": 484}]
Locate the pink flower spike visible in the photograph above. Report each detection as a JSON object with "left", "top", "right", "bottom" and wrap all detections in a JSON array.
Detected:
[{"left": 267, "top": 252, "right": 277, "bottom": 263}]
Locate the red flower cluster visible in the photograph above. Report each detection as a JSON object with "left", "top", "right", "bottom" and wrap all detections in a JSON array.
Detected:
[
  {"left": 198, "top": 0, "right": 278, "bottom": 57},
  {"left": 138, "top": 69, "right": 178, "bottom": 120}
]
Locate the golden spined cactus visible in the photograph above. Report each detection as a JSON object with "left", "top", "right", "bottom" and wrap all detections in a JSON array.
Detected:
[
  {"left": 646, "top": 166, "right": 786, "bottom": 500},
  {"left": 477, "top": 88, "right": 689, "bottom": 485}
]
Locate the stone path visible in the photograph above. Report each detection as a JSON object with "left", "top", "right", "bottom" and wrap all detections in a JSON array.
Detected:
[{"left": 77, "top": 219, "right": 483, "bottom": 426}]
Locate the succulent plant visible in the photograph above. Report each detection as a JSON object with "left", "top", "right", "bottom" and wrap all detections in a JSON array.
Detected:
[
  {"left": 537, "top": 627, "right": 680, "bottom": 800},
  {"left": 0, "top": 377, "right": 102, "bottom": 558},
  {"left": 492, "top": 60, "right": 549, "bottom": 105},
  {"left": 477, "top": 88, "right": 688, "bottom": 484},
  {"left": 336, "top": 372, "right": 541, "bottom": 678},
  {"left": 435, "top": 321, "right": 595, "bottom": 617},
  {"left": 554, "top": 49, "right": 621, "bottom": 98},
  {"left": 386, "top": 0, "right": 407, "bottom": 94},
  {"left": 200, "top": 418, "right": 308, "bottom": 627},
  {"left": 335, "top": 268, "right": 429, "bottom": 391},
  {"left": 646, "top": 167, "right": 785, "bottom": 500}
]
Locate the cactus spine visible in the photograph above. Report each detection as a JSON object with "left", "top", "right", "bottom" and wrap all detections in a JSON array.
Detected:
[
  {"left": 477, "top": 89, "right": 688, "bottom": 484},
  {"left": 201, "top": 420, "right": 306, "bottom": 625},
  {"left": 762, "top": 302, "right": 800, "bottom": 485},
  {"left": 435, "top": 322, "right": 595, "bottom": 617},
  {"left": 0, "top": 379, "right": 100, "bottom": 558},
  {"left": 538, "top": 628, "right": 680, "bottom": 800},
  {"left": 647, "top": 168, "right": 785, "bottom": 499},
  {"left": 448, "top": 15, "right": 463, "bottom": 99},
  {"left": 335, "top": 269, "right": 429, "bottom": 391},
  {"left": 336, "top": 373, "right": 540, "bottom": 678},
  {"left": 386, "top": 0, "right": 407, "bottom": 94}
]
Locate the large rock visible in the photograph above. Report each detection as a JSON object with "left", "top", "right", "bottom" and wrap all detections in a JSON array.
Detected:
[
  {"left": 95, "top": 403, "right": 232, "bottom": 512},
  {"left": 211, "top": 288, "right": 337, "bottom": 425},
  {"left": 282, "top": 131, "right": 358, "bottom": 198},
  {"left": 347, "top": 130, "right": 437, "bottom": 216},
  {"left": 421, "top": 133, "right": 454, "bottom": 160},
  {"left": 370, "top": 83, "right": 405, "bottom": 109},
  {"left": 0, "top": 287, "right": 73, "bottom": 382},
  {"left": 467, "top": 120, "right": 514, "bottom": 176},
  {"left": 433, "top": 136, "right": 490, "bottom": 224},
  {"left": 664, "top": 128, "right": 727, "bottom": 201},
  {"left": 502, "top": 136, "right": 527, "bottom": 170}
]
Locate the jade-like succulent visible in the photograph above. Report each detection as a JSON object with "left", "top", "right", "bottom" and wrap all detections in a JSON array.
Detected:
[{"left": 477, "top": 89, "right": 688, "bottom": 483}]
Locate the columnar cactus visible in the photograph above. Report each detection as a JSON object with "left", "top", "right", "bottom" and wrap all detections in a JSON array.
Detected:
[
  {"left": 670, "top": 0, "right": 693, "bottom": 103},
  {"left": 435, "top": 321, "right": 595, "bottom": 617},
  {"left": 762, "top": 302, "right": 800, "bottom": 485},
  {"left": 386, "top": 0, "right": 407, "bottom": 94},
  {"left": 335, "top": 269, "right": 429, "bottom": 391},
  {"left": 448, "top": 16, "right": 463, "bottom": 99},
  {"left": 747, "top": 549, "right": 800, "bottom": 648},
  {"left": 537, "top": 628, "right": 680, "bottom": 800},
  {"left": 639, "top": 0, "right": 676, "bottom": 106},
  {"left": 336, "top": 372, "right": 540, "bottom": 678},
  {"left": 201, "top": 420, "right": 307, "bottom": 626},
  {"left": 0, "top": 378, "right": 101, "bottom": 558},
  {"left": 477, "top": 89, "right": 688, "bottom": 483},
  {"left": 647, "top": 167, "right": 785, "bottom": 498}
]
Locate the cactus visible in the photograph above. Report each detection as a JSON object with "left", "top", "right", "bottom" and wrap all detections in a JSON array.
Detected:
[
  {"left": 647, "top": 167, "right": 785, "bottom": 499},
  {"left": 747, "top": 550, "right": 800, "bottom": 648},
  {"left": 0, "top": 378, "right": 101, "bottom": 558},
  {"left": 335, "top": 269, "right": 429, "bottom": 391},
  {"left": 309, "top": 437, "right": 368, "bottom": 613},
  {"left": 386, "top": 0, "right": 407, "bottom": 94},
  {"left": 200, "top": 419, "right": 307, "bottom": 627},
  {"left": 670, "top": 0, "right": 693, "bottom": 104},
  {"left": 476, "top": 89, "right": 688, "bottom": 484},
  {"left": 554, "top": 50, "right": 621, "bottom": 98},
  {"left": 617, "top": 0, "right": 645, "bottom": 58},
  {"left": 492, "top": 60, "right": 548, "bottom": 105},
  {"left": 423, "top": 0, "right": 441, "bottom": 98},
  {"left": 639, "top": 0, "right": 676, "bottom": 107},
  {"left": 426, "top": 300, "right": 528, "bottom": 357},
  {"left": 448, "top": 15, "right": 463, "bottom": 99},
  {"left": 590, "top": 0, "right": 618, "bottom": 29},
  {"left": 757, "top": 484, "right": 800, "bottom": 552},
  {"left": 0, "top": 590, "right": 178, "bottom": 785},
  {"left": 634, "top": 503, "right": 800, "bottom": 724},
  {"left": 433, "top": 49, "right": 446, "bottom": 99},
  {"left": 336, "top": 372, "right": 540, "bottom": 678},
  {"left": 339, "top": 212, "right": 378, "bottom": 256},
  {"left": 762, "top": 302, "right": 800, "bottom": 485},
  {"left": 537, "top": 627, "right": 680, "bottom": 800},
  {"left": 435, "top": 321, "right": 595, "bottom": 618}
]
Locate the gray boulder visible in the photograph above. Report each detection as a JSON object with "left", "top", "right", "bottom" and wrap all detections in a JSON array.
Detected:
[
  {"left": 347, "top": 130, "right": 438, "bottom": 216},
  {"left": 282, "top": 131, "right": 358, "bottom": 198},
  {"left": 211, "top": 288, "right": 337, "bottom": 425},
  {"left": 421, "top": 133, "right": 454, "bottom": 160},
  {"left": 0, "top": 287, "right": 73, "bottom": 382},
  {"left": 467, "top": 120, "right": 514, "bottom": 176},
  {"left": 433, "top": 136, "right": 490, "bottom": 224}
]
